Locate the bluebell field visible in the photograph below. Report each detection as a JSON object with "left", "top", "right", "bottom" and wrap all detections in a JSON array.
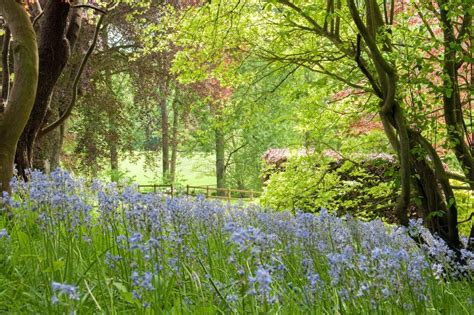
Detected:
[{"left": 0, "top": 169, "right": 472, "bottom": 313}]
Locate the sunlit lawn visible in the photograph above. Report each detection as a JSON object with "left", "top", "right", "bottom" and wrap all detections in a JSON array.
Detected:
[{"left": 120, "top": 152, "right": 215, "bottom": 186}]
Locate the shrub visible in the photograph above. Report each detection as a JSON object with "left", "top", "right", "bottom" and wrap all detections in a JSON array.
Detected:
[{"left": 261, "top": 154, "right": 403, "bottom": 222}]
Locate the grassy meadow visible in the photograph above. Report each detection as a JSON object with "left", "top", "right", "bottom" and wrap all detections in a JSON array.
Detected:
[{"left": 118, "top": 153, "right": 215, "bottom": 187}]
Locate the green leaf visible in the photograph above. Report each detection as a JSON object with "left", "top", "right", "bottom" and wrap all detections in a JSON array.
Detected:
[
  {"left": 113, "top": 282, "right": 128, "bottom": 293},
  {"left": 43, "top": 260, "right": 65, "bottom": 273}
]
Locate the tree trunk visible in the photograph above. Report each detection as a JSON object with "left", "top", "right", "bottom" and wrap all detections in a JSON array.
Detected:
[
  {"left": 411, "top": 154, "right": 460, "bottom": 248},
  {"left": 0, "top": 0, "right": 38, "bottom": 194},
  {"left": 110, "top": 136, "right": 119, "bottom": 172},
  {"left": 439, "top": 4, "right": 474, "bottom": 190},
  {"left": 101, "top": 25, "right": 120, "bottom": 180},
  {"left": 170, "top": 99, "right": 179, "bottom": 183},
  {"left": 52, "top": 123, "right": 65, "bottom": 169},
  {"left": 14, "top": 0, "right": 71, "bottom": 178},
  {"left": 0, "top": 145, "right": 15, "bottom": 194},
  {"left": 1, "top": 26, "right": 10, "bottom": 104},
  {"left": 160, "top": 87, "right": 170, "bottom": 182},
  {"left": 33, "top": 1, "right": 84, "bottom": 172},
  {"left": 215, "top": 128, "right": 226, "bottom": 195},
  {"left": 109, "top": 102, "right": 118, "bottom": 175}
]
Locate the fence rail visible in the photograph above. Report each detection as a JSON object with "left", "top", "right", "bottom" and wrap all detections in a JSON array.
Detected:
[
  {"left": 133, "top": 184, "right": 261, "bottom": 202},
  {"left": 135, "top": 184, "right": 175, "bottom": 196}
]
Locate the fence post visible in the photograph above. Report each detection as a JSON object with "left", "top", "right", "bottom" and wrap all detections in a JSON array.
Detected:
[
  {"left": 227, "top": 188, "right": 231, "bottom": 203},
  {"left": 250, "top": 191, "right": 254, "bottom": 201},
  {"left": 206, "top": 185, "right": 209, "bottom": 198},
  {"left": 186, "top": 185, "right": 189, "bottom": 197},
  {"left": 153, "top": 184, "right": 156, "bottom": 194},
  {"left": 170, "top": 184, "right": 174, "bottom": 197}
]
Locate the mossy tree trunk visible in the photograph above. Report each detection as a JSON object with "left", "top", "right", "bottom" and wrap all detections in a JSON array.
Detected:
[{"left": 0, "top": 0, "right": 39, "bottom": 194}]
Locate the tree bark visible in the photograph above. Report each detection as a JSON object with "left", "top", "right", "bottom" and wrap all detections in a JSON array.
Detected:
[
  {"left": 109, "top": 107, "right": 118, "bottom": 174},
  {"left": 410, "top": 136, "right": 460, "bottom": 248},
  {"left": 110, "top": 141, "right": 118, "bottom": 172},
  {"left": 170, "top": 98, "right": 179, "bottom": 183},
  {"left": 0, "top": 0, "right": 38, "bottom": 194},
  {"left": 439, "top": 2, "right": 474, "bottom": 190},
  {"left": 215, "top": 127, "right": 226, "bottom": 195},
  {"left": 14, "top": 0, "right": 71, "bottom": 178},
  {"left": 1, "top": 26, "right": 10, "bottom": 106},
  {"left": 160, "top": 84, "right": 170, "bottom": 182},
  {"left": 348, "top": 0, "right": 410, "bottom": 226}
]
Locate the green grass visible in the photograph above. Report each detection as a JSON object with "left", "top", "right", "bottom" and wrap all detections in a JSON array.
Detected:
[{"left": 119, "top": 152, "right": 216, "bottom": 186}]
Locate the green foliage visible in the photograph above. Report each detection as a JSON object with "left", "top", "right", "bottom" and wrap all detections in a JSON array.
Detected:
[
  {"left": 261, "top": 154, "right": 400, "bottom": 222},
  {"left": 105, "top": 168, "right": 136, "bottom": 184},
  {"left": 452, "top": 182, "right": 474, "bottom": 237},
  {"left": 67, "top": 72, "right": 138, "bottom": 175}
]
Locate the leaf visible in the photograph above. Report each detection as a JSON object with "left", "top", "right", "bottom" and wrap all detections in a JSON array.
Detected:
[
  {"left": 120, "top": 291, "right": 136, "bottom": 305},
  {"left": 445, "top": 88, "right": 453, "bottom": 98},
  {"left": 113, "top": 282, "right": 128, "bottom": 293},
  {"left": 43, "top": 260, "right": 65, "bottom": 273},
  {"left": 15, "top": 230, "right": 29, "bottom": 249}
]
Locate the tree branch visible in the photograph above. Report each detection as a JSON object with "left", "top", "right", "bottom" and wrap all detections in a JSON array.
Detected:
[
  {"left": 32, "top": 10, "right": 44, "bottom": 27},
  {"left": 277, "top": 0, "right": 353, "bottom": 57},
  {"left": 446, "top": 171, "right": 474, "bottom": 184},
  {"left": 224, "top": 142, "right": 248, "bottom": 171},
  {"left": 457, "top": 8, "right": 471, "bottom": 41},
  {"left": 414, "top": 2, "right": 438, "bottom": 41},
  {"left": 353, "top": 34, "right": 383, "bottom": 98},
  {"left": 458, "top": 212, "right": 473, "bottom": 224},
  {"left": 346, "top": 0, "right": 394, "bottom": 75},
  {"left": 66, "top": 0, "right": 84, "bottom": 50},
  {"left": 70, "top": 4, "right": 107, "bottom": 15},
  {"left": 29, "top": 0, "right": 42, "bottom": 17}
]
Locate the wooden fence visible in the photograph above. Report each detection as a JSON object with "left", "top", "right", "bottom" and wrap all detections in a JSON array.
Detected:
[
  {"left": 185, "top": 185, "right": 262, "bottom": 201},
  {"left": 134, "top": 184, "right": 261, "bottom": 202},
  {"left": 135, "top": 184, "right": 175, "bottom": 196}
]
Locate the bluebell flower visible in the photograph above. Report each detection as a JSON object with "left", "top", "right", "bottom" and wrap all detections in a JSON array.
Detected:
[
  {"left": 226, "top": 294, "right": 238, "bottom": 303},
  {"left": 132, "top": 290, "right": 141, "bottom": 300},
  {"left": 0, "top": 228, "right": 10, "bottom": 240},
  {"left": 51, "top": 295, "right": 59, "bottom": 305},
  {"left": 249, "top": 267, "right": 272, "bottom": 295},
  {"left": 307, "top": 272, "right": 321, "bottom": 292},
  {"left": 51, "top": 281, "right": 80, "bottom": 301},
  {"left": 105, "top": 251, "right": 122, "bottom": 269},
  {"left": 131, "top": 271, "right": 155, "bottom": 291}
]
